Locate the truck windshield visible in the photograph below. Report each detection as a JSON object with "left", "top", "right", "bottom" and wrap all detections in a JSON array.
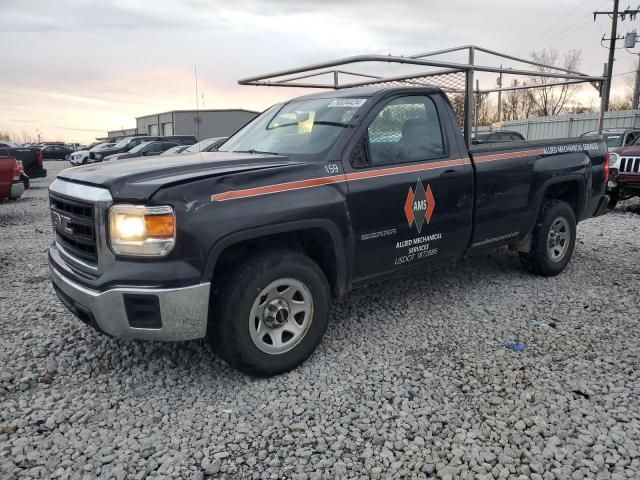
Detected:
[
  {"left": 219, "top": 98, "right": 367, "bottom": 159},
  {"left": 603, "top": 134, "right": 623, "bottom": 147}
]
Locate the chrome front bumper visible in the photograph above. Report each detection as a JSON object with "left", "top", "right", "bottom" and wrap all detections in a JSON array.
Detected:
[{"left": 50, "top": 264, "right": 211, "bottom": 341}]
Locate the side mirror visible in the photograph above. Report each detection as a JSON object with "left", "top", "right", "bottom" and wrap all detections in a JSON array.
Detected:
[{"left": 350, "top": 138, "right": 369, "bottom": 167}]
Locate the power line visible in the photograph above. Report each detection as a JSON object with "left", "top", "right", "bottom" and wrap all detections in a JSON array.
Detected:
[
  {"left": 515, "top": 0, "right": 592, "bottom": 55},
  {"left": 534, "top": 14, "right": 595, "bottom": 51},
  {"left": 519, "top": 0, "right": 611, "bottom": 54},
  {"left": 612, "top": 69, "right": 636, "bottom": 76}
]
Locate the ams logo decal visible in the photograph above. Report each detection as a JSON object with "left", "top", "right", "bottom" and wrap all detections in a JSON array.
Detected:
[{"left": 404, "top": 179, "right": 435, "bottom": 233}]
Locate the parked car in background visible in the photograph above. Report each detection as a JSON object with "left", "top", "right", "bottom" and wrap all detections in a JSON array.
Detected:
[
  {"left": 17, "top": 160, "right": 29, "bottom": 189},
  {"left": 41, "top": 144, "right": 73, "bottom": 160},
  {"left": 472, "top": 130, "right": 526, "bottom": 144},
  {"left": 69, "top": 143, "right": 116, "bottom": 165},
  {"left": 0, "top": 156, "right": 25, "bottom": 201},
  {"left": 0, "top": 141, "right": 46, "bottom": 179},
  {"left": 580, "top": 128, "right": 640, "bottom": 152},
  {"left": 183, "top": 136, "right": 228, "bottom": 153},
  {"left": 607, "top": 140, "right": 640, "bottom": 208},
  {"left": 161, "top": 145, "right": 190, "bottom": 155},
  {"left": 104, "top": 141, "right": 181, "bottom": 161},
  {"left": 90, "top": 135, "right": 197, "bottom": 162}
]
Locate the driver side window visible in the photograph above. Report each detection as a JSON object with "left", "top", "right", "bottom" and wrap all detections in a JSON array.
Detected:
[{"left": 366, "top": 96, "right": 444, "bottom": 166}]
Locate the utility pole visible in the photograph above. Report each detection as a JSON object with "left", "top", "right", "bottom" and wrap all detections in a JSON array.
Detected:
[
  {"left": 601, "top": 0, "right": 619, "bottom": 112},
  {"left": 474, "top": 79, "right": 480, "bottom": 138},
  {"left": 497, "top": 65, "right": 503, "bottom": 123},
  {"left": 594, "top": 2, "right": 640, "bottom": 111},
  {"left": 633, "top": 57, "right": 640, "bottom": 109}
]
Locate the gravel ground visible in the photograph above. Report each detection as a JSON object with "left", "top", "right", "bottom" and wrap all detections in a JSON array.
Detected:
[{"left": 1, "top": 160, "right": 639, "bottom": 480}]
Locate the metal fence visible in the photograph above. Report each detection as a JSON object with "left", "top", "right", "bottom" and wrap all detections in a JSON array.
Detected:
[{"left": 484, "top": 109, "right": 640, "bottom": 140}]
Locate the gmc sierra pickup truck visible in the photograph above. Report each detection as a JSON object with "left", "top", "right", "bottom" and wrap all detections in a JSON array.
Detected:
[{"left": 48, "top": 86, "right": 609, "bottom": 376}]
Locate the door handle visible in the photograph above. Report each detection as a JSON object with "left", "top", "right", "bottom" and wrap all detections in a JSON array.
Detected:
[{"left": 440, "top": 169, "right": 459, "bottom": 178}]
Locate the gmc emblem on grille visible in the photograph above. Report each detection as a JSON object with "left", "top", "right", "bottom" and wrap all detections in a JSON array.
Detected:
[{"left": 51, "top": 211, "right": 74, "bottom": 235}]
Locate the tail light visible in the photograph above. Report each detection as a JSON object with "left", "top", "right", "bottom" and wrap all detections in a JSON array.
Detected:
[
  {"left": 36, "top": 149, "right": 43, "bottom": 166},
  {"left": 11, "top": 159, "right": 20, "bottom": 181},
  {"left": 604, "top": 151, "right": 610, "bottom": 185}
]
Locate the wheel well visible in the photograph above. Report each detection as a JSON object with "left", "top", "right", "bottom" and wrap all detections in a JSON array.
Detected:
[
  {"left": 212, "top": 229, "right": 341, "bottom": 298},
  {"left": 543, "top": 180, "right": 581, "bottom": 217}
]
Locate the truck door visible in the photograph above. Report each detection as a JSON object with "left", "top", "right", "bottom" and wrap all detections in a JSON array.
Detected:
[{"left": 343, "top": 93, "right": 474, "bottom": 281}]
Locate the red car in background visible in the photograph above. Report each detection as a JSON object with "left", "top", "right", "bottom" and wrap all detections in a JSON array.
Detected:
[{"left": 0, "top": 156, "right": 25, "bottom": 201}]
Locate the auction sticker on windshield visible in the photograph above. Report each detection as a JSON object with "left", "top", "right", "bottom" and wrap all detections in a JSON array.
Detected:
[{"left": 328, "top": 99, "right": 367, "bottom": 108}]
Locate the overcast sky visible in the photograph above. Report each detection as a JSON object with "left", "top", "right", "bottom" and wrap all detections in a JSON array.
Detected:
[{"left": 0, "top": 0, "right": 635, "bottom": 142}]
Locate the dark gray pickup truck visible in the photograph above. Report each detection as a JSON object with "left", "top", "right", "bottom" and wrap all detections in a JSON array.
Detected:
[{"left": 48, "top": 86, "right": 609, "bottom": 376}]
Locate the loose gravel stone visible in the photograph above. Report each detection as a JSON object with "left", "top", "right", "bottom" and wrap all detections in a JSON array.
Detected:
[{"left": 0, "top": 161, "right": 639, "bottom": 479}]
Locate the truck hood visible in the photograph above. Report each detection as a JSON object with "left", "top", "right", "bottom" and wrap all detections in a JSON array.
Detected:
[
  {"left": 58, "top": 151, "right": 300, "bottom": 201},
  {"left": 615, "top": 145, "right": 640, "bottom": 156}
]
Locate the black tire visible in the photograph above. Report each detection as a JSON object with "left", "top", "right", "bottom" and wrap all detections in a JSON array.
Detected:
[
  {"left": 519, "top": 200, "right": 576, "bottom": 277},
  {"left": 209, "top": 249, "right": 330, "bottom": 377},
  {"left": 608, "top": 190, "right": 619, "bottom": 210}
]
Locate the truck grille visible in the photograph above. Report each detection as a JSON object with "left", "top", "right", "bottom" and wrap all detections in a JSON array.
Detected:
[
  {"left": 619, "top": 157, "right": 640, "bottom": 174},
  {"left": 49, "top": 194, "right": 97, "bottom": 263}
]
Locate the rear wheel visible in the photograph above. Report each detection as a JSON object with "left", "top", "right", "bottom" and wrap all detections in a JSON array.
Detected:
[
  {"left": 519, "top": 200, "right": 576, "bottom": 277},
  {"left": 209, "top": 249, "right": 330, "bottom": 376}
]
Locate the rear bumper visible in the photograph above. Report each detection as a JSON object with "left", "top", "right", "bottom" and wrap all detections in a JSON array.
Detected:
[
  {"left": 26, "top": 167, "right": 47, "bottom": 178},
  {"left": 10, "top": 181, "right": 24, "bottom": 199},
  {"left": 49, "top": 262, "right": 211, "bottom": 341}
]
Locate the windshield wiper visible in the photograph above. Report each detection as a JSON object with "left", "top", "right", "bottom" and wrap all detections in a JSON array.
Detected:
[{"left": 232, "top": 149, "right": 279, "bottom": 155}]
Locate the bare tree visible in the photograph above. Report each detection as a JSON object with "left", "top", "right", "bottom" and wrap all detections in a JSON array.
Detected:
[
  {"left": 448, "top": 93, "right": 466, "bottom": 128},
  {"left": 529, "top": 48, "right": 582, "bottom": 117},
  {"left": 501, "top": 80, "right": 535, "bottom": 121},
  {"left": 0, "top": 129, "right": 13, "bottom": 142},
  {"left": 608, "top": 62, "right": 637, "bottom": 111},
  {"left": 20, "top": 130, "right": 36, "bottom": 143},
  {"left": 474, "top": 94, "right": 497, "bottom": 126}
]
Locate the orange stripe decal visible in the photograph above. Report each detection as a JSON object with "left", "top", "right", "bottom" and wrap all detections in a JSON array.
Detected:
[
  {"left": 211, "top": 175, "right": 345, "bottom": 201},
  {"left": 210, "top": 148, "right": 543, "bottom": 202},
  {"left": 474, "top": 149, "right": 544, "bottom": 163},
  {"left": 211, "top": 158, "right": 470, "bottom": 201}
]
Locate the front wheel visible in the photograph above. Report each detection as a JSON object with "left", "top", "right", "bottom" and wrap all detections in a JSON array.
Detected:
[
  {"left": 519, "top": 200, "right": 577, "bottom": 277},
  {"left": 209, "top": 249, "right": 330, "bottom": 376}
]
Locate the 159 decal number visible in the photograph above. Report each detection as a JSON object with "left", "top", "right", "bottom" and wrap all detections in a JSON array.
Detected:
[{"left": 324, "top": 163, "right": 340, "bottom": 175}]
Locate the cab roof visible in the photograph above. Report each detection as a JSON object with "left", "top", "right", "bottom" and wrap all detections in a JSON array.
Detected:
[{"left": 290, "top": 85, "right": 442, "bottom": 102}]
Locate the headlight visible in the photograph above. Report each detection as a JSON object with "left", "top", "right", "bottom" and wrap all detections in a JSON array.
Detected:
[
  {"left": 609, "top": 152, "right": 619, "bottom": 169},
  {"left": 109, "top": 205, "right": 176, "bottom": 256}
]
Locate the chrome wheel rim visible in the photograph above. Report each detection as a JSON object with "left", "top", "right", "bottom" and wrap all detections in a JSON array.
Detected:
[
  {"left": 249, "top": 278, "right": 314, "bottom": 355},
  {"left": 547, "top": 217, "right": 570, "bottom": 262}
]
